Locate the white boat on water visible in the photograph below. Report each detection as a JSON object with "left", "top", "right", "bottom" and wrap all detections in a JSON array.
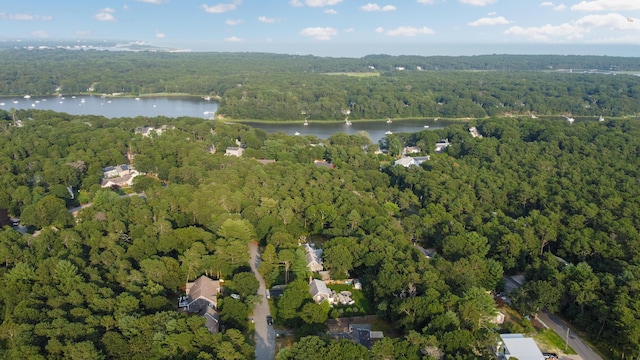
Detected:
[
  {"left": 385, "top": 131, "right": 393, "bottom": 135},
  {"left": 386, "top": 118, "right": 392, "bottom": 124},
  {"left": 135, "top": 97, "right": 140, "bottom": 101},
  {"left": 345, "top": 116, "right": 352, "bottom": 126},
  {"left": 424, "top": 125, "right": 430, "bottom": 129},
  {"left": 23, "top": 95, "right": 31, "bottom": 99},
  {"left": 303, "top": 119, "right": 309, "bottom": 126},
  {"left": 294, "top": 132, "right": 300, "bottom": 136}
]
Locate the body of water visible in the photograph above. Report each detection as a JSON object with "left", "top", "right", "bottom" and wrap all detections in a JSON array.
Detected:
[
  {"left": 243, "top": 119, "right": 456, "bottom": 143},
  {"left": 1, "top": 95, "right": 453, "bottom": 142},
  {"left": 1, "top": 95, "right": 596, "bottom": 143},
  {"left": 1, "top": 95, "right": 218, "bottom": 120}
]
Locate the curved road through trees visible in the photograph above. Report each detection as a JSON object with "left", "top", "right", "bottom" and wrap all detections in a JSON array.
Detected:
[{"left": 249, "top": 242, "right": 275, "bottom": 360}]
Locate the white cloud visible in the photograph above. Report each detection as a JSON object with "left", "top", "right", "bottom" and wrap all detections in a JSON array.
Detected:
[
  {"left": 226, "top": 19, "right": 243, "bottom": 25},
  {"left": 360, "top": 3, "right": 397, "bottom": 12},
  {"left": 575, "top": 13, "right": 640, "bottom": 30},
  {"left": 540, "top": 2, "right": 567, "bottom": 10},
  {"left": 299, "top": 27, "right": 338, "bottom": 40},
  {"left": 488, "top": 11, "right": 497, "bottom": 15},
  {"left": 135, "top": 0, "right": 169, "bottom": 3},
  {"left": 155, "top": 31, "right": 166, "bottom": 39},
  {"left": 468, "top": 16, "right": 511, "bottom": 26},
  {"left": 572, "top": 0, "right": 640, "bottom": 12},
  {"left": 504, "top": 13, "right": 639, "bottom": 42},
  {"left": 202, "top": 0, "right": 242, "bottom": 14},
  {"left": 505, "top": 23, "right": 584, "bottom": 41},
  {"left": 31, "top": 30, "right": 49, "bottom": 38},
  {"left": 375, "top": 27, "right": 385, "bottom": 33},
  {"left": 417, "top": 0, "right": 437, "bottom": 3},
  {"left": 258, "top": 16, "right": 278, "bottom": 23},
  {"left": 224, "top": 36, "right": 244, "bottom": 42},
  {"left": 290, "top": 0, "right": 343, "bottom": 7},
  {"left": 344, "top": 27, "right": 354, "bottom": 32},
  {"left": 382, "top": 26, "right": 435, "bottom": 36},
  {"left": 324, "top": 8, "right": 338, "bottom": 14},
  {"left": 459, "top": 0, "right": 496, "bottom": 6},
  {"left": 75, "top": 30, "right": 92, "bottom": 36},
  {"left": 0, "top": 13, "right": 53, "bottom": 21},
  {"left": 94, "top": 8, "right": 116, "bottom": 22}
]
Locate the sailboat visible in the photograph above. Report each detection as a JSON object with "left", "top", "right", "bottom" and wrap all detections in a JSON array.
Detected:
[
  {"left": 386, "top": 117, "right": 392, "bottom": 124},
  {"left": 345, "top": 116, "right": 352, "bottom": 126}
]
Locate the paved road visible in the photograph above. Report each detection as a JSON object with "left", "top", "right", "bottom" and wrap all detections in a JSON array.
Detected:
[
  {"left": 537, "top": 310, "right": 603, "bottom": 360},
  {"left": 503, "top": 276, "right": 603, "bottom": 360},
  {"left": 249, "top": 242, "right": 275, "bottom": 360}
]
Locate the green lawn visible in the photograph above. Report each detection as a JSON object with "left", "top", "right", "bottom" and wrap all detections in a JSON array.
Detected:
[
  {"left": 533, "top": 328, "right": 577, "bottom": 355},
  {"left": 327, "top": 284, "right": 374, "bottom": 315}
]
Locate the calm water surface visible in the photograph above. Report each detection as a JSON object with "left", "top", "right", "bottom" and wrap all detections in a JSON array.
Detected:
[
  {"left": 2, "top": 95, "right": 454, "bottom": 142},
  {"left": 1, "top": 95, "right": 218, "bottom": 119},
  {"left": 2, "top": 95, "right": 591, "bottom": 143}
]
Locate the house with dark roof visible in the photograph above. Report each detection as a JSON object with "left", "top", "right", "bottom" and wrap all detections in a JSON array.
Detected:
[
  {"left": 348, "top": 324, "right": 384, "bottom": 350},
  {"left": 179, "top": 275, "right": 222, "bottom": 333}
]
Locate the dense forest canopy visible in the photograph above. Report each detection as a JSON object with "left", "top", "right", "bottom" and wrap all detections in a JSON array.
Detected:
[
  {"left": 0, "top": 108, "right": 638, "bottom": 358},
  {"left": 1, "top": 49, "right": 640, "bottom": 121}
]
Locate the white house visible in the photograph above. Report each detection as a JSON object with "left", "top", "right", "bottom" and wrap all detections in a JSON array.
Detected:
[
  {"left": 496, "top": 334, "right": 544, "bottom": 360},
  {"left": 469, "top": 127, "right": 482, "bottom": 138},
  {"left": 309, "top": 279, "right": 333, "bottom": 304},
  {"left": 403, "top": 146, "right": 421, "bottom": 154},
  {"left": 435, "top": 139, "right": 451, "bottom": 153},
  {"left": 394, "top": 156, "right": 430, "bottom": 168},
  {"left": 225, "top": 147, "right": 244, "bottom": 157},
  {"left": 101, "top": 164, "right": 139, "bottom": 188}
]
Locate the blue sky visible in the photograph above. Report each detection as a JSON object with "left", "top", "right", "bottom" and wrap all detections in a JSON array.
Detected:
[{"left": 2, "top": 0, "right": 640, "bottom": 56}]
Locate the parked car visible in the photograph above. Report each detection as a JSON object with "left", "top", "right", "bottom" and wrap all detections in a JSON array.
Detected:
[
  {"left": 543, "top": 353, "right": 558, "bottom": 359},
  {"left": 266, "top": 316, "right": 273, "bottom": 326}
]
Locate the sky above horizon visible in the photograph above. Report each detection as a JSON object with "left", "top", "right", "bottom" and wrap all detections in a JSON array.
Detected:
[{"left": 2, "top": 0, "right": 640, "bottom": 56}]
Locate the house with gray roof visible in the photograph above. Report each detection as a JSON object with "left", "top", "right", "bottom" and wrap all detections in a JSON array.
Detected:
[
  {"left": 179, "top": 275, "right": 222, "bottom": 333},
  {"left": 304, "top": 243, "right": 324, "bottom": 272},
  {"left": 309, "top": 279, "right": 333, "bottom": 304}
]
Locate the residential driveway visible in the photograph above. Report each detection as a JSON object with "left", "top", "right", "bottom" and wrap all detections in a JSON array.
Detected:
[
  {"left": 537, "top": 310, "right": 603, "bottom": 360},
  {"left": 249, "top": 242, "right": 275, "bottom": 360}
]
